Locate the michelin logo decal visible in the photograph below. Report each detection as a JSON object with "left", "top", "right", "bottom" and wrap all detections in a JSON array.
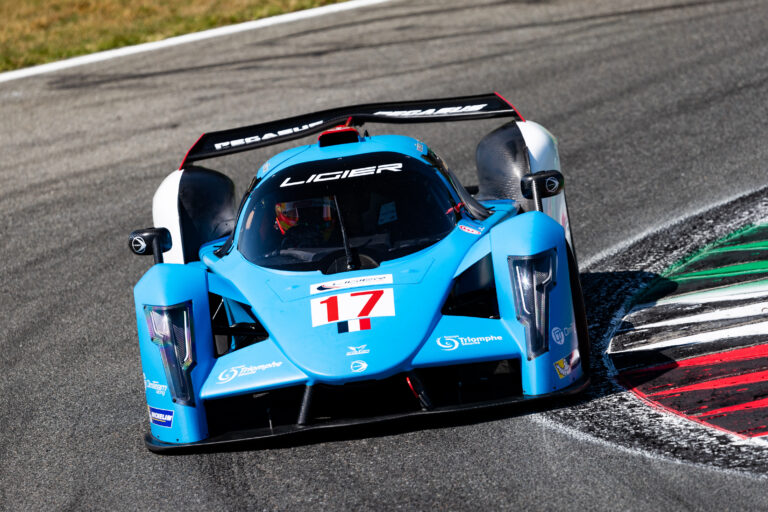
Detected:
[
  {"left": 148, "top": 406, "right": 174, "bottom": 428},
  {"left": 436, "top": 335, "right": 502, "bottom": 351}
]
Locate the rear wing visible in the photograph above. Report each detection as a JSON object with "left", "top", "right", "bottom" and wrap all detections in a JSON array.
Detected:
[{"left": 179, "top": 92, "right": 523, "bottom": 168}]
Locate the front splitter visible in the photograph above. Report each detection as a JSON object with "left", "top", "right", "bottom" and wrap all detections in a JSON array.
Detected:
[{"left": 145, "top": 375, "right": 590, "bottom": 453}]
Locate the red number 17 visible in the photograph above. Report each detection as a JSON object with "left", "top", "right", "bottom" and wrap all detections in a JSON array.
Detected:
[
  {"left": 350, "top": 290, "right": 384, "bottom": 317},
  {"left": 319, "top": 290, "right": 384, "bottom": 322}
]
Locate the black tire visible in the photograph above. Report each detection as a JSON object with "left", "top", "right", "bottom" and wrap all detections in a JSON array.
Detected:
[{"left": 566, "top": 243, "right": 591, "bottom": 376}]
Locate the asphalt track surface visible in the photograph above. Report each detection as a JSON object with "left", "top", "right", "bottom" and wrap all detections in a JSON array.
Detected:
[{"left": 2, "top": 0, "right": 768, "bottom": 509}]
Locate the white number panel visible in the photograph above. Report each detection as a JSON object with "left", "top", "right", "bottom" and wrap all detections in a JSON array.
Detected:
[{"left": 310, "top": 288, "right": 395, "bottom": 327}]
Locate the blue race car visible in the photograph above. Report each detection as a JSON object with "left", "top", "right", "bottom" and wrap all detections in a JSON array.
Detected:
[{"left": 129, "top": 93, "right": 590, "bottom": 452}]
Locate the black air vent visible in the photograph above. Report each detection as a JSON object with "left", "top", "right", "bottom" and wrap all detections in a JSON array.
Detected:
[
  {"left": 209, "top": 294, "right": 269, "bottom": 357},
  {"left": 318, "top": 127, "right": 361, "bottom": 147},
  {"left": 442, "top": 254, "right": 500, "bottom": 318}
]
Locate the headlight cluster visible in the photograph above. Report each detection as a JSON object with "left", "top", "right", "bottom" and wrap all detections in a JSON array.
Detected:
[
  {"left": 508, "top": 249, "right": 557, "bottom": 360},
  {"left": 144, "top": 303, "right": 195, "bottom": 406}
]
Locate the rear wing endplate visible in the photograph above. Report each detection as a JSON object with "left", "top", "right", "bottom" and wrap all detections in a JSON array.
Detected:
[{"left": 179, "top": 92, "right": 523, "bottom": 168}]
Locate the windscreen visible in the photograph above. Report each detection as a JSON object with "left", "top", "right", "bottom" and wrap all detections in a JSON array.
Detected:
[{"left": 238, "top": 152, "right": 459, "bottom": 273}]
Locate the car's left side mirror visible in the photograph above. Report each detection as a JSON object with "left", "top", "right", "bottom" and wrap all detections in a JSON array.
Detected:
[
  {"left": 520, "top": 171, "right": 564, "bottom": 212},
  {"left": 129, "top": 227, "right": 172, "bottom": 264}
]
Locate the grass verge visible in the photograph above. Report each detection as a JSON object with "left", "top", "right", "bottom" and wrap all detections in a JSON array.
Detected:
[{"left": 0, "top": 0, "right": 348, "bottom": 72}]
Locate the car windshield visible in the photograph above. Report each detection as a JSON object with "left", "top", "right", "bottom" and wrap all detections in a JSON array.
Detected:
[{"left": 238, "top": 152, "right": 459, "bottom": 273}]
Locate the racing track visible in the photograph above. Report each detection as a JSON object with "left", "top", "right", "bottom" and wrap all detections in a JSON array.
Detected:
[{"left": 2, "top": 0, "right": 768, "bottom": 509}]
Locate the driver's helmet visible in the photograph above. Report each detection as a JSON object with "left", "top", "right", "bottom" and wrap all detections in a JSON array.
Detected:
[{"left": 274, "top": 197, "right": 335, "bottom": 241}]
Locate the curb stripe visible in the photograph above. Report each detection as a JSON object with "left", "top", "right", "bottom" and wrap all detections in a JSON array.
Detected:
[
  {"left": 648, "top": 369, "right": 768, "bottom": 397},
  {"left": 610, "top": 321, "right": 768, "bottom": 353},
  {"left": 634, "top": 303, "right": 768, "bottom": 330},
  {"left": 620, "top": 343, "right": 768, "bottom": 375},
  {"left": 699, "top": 397, "right": 768, "bottom": 418}
]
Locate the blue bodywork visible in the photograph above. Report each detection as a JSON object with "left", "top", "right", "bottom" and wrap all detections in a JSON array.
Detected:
[{"left": 134, "top": 133, "right": 586, "bottom": 448}]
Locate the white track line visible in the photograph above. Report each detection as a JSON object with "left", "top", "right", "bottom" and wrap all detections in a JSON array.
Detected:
[
  {"left": 608, "top": 320, "right": 768, "bottom": 353},
  {"left": 654, "top": 281, "right": 768, "bottom": 306},
  {"left": 531, "top": 414, "right": 768, "bottom": 478},
  {"left": 580, "top": 185, "right": 768, "bottom": 271},
  {"left": 629, "top": 302, "right": 768, "bottom": 330},
  {"left": 0, "top": 0, "right": 392, "bottom": 84}
]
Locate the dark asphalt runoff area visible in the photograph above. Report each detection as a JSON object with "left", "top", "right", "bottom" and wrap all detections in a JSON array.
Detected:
[{"left": 2, "top": 0, "right": 768, "bottom": 509}]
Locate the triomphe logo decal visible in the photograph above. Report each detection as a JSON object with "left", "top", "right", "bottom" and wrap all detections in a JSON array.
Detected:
[
  {"left": 436, "top": 335, "right": 502, "bottom": 351},
  {"left": 217, "top": 362, "right": 283, "bottom": 384}
]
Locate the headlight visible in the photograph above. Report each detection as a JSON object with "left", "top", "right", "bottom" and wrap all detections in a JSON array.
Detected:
[
  {"left": 144, "top": 302, "right": 195, "bottom": 406},
  {"left": 508, "top": 248, "right": 557, "bottom": 360}
]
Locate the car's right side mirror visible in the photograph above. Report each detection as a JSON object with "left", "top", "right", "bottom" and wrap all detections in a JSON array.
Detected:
[
  {"left": 129, "top": 227, "right": 172, "bottom": 264},
  {"left": 520, "top": 170, "right": 564, "bottom": 212}
]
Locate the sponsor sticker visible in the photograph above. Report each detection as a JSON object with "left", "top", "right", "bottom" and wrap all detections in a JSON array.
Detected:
[
  {"left": 551, "top": 324, "right": 574, "bottom": 346},
  {"left": 214, "top": 120, "right": 324, "bottom": 151},
  {"left": 436, "top": 335, "right": 502, "bottom": 351},
  {"left": 346, "top": 345, "right": 370, "bottom": 356},
  {"left": 310, "top": 288, "right": 395, "bottom": 327},
  {"left": 554, "top": 350, "right": 581, "bottom": 379},
  {"left": 148, "top": 406, "right": 174, "bottom": 428},
  {"left": 143, "top": 374, "right": 168, "bottom": 396},
  {"left": 280, "top": 163, "right": 402, "bottom": 188},
  {"left": 373, "top": 104, "right": 488, "bottom": 117},
  {"left": 458, "top": 224, "right": 483, "bottom": 235},
  {"left": 310, "top": 274, "right": 393, "bottom": 295},
  {"left": 217, "top": 361, "right": 283, "bottom": 385}
]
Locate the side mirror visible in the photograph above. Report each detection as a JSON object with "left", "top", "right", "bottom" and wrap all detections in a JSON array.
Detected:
[
  {"left": 520, "top": 171, "right": 564, "bottom": 212},
  {"left": 129, "top": 227, "right": 172, "bottom": 264}
]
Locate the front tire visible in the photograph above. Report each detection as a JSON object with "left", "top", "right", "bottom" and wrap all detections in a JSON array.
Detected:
[{"left": 567, "top": 244, "right": 591, "bottom": 376}]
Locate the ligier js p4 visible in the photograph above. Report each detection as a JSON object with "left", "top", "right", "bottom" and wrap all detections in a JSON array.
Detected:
[{"left": 129, "top": 93, "right": 590, "bottom": 452}]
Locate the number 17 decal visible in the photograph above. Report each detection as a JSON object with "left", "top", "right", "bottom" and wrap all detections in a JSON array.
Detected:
[{"left": 310, "top": 289, "right": 395, "bottom": 327}]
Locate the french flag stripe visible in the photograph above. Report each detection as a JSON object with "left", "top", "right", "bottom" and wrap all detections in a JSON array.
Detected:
[{"left": 337, "top": 318, "right": 371, "bottom": 333}]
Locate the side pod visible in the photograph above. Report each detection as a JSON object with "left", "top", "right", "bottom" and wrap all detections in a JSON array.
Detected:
[
  {"left": 489, "top": 212, "right": 584, "bottom": 395},
  {"left": 134, "top": 263, "right": 215, "bottom": 444}
]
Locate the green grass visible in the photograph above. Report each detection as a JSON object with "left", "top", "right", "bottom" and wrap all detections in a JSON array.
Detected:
[{"left": 0, "top": 0, "right": 348, "bottom": 72}]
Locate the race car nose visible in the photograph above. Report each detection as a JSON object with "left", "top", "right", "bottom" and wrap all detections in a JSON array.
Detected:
[{"left": 275, "top": 283, "right": 444, "bottom": 383}]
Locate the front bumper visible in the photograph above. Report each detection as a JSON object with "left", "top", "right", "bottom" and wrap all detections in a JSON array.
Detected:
[{"left": 145, "top": 371, "right": 589, "bottom": 453}]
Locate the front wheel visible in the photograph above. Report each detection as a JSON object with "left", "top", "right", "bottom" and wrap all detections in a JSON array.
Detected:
[{"left": 567, "top": 243, "right": 591, "bottom": 376}]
